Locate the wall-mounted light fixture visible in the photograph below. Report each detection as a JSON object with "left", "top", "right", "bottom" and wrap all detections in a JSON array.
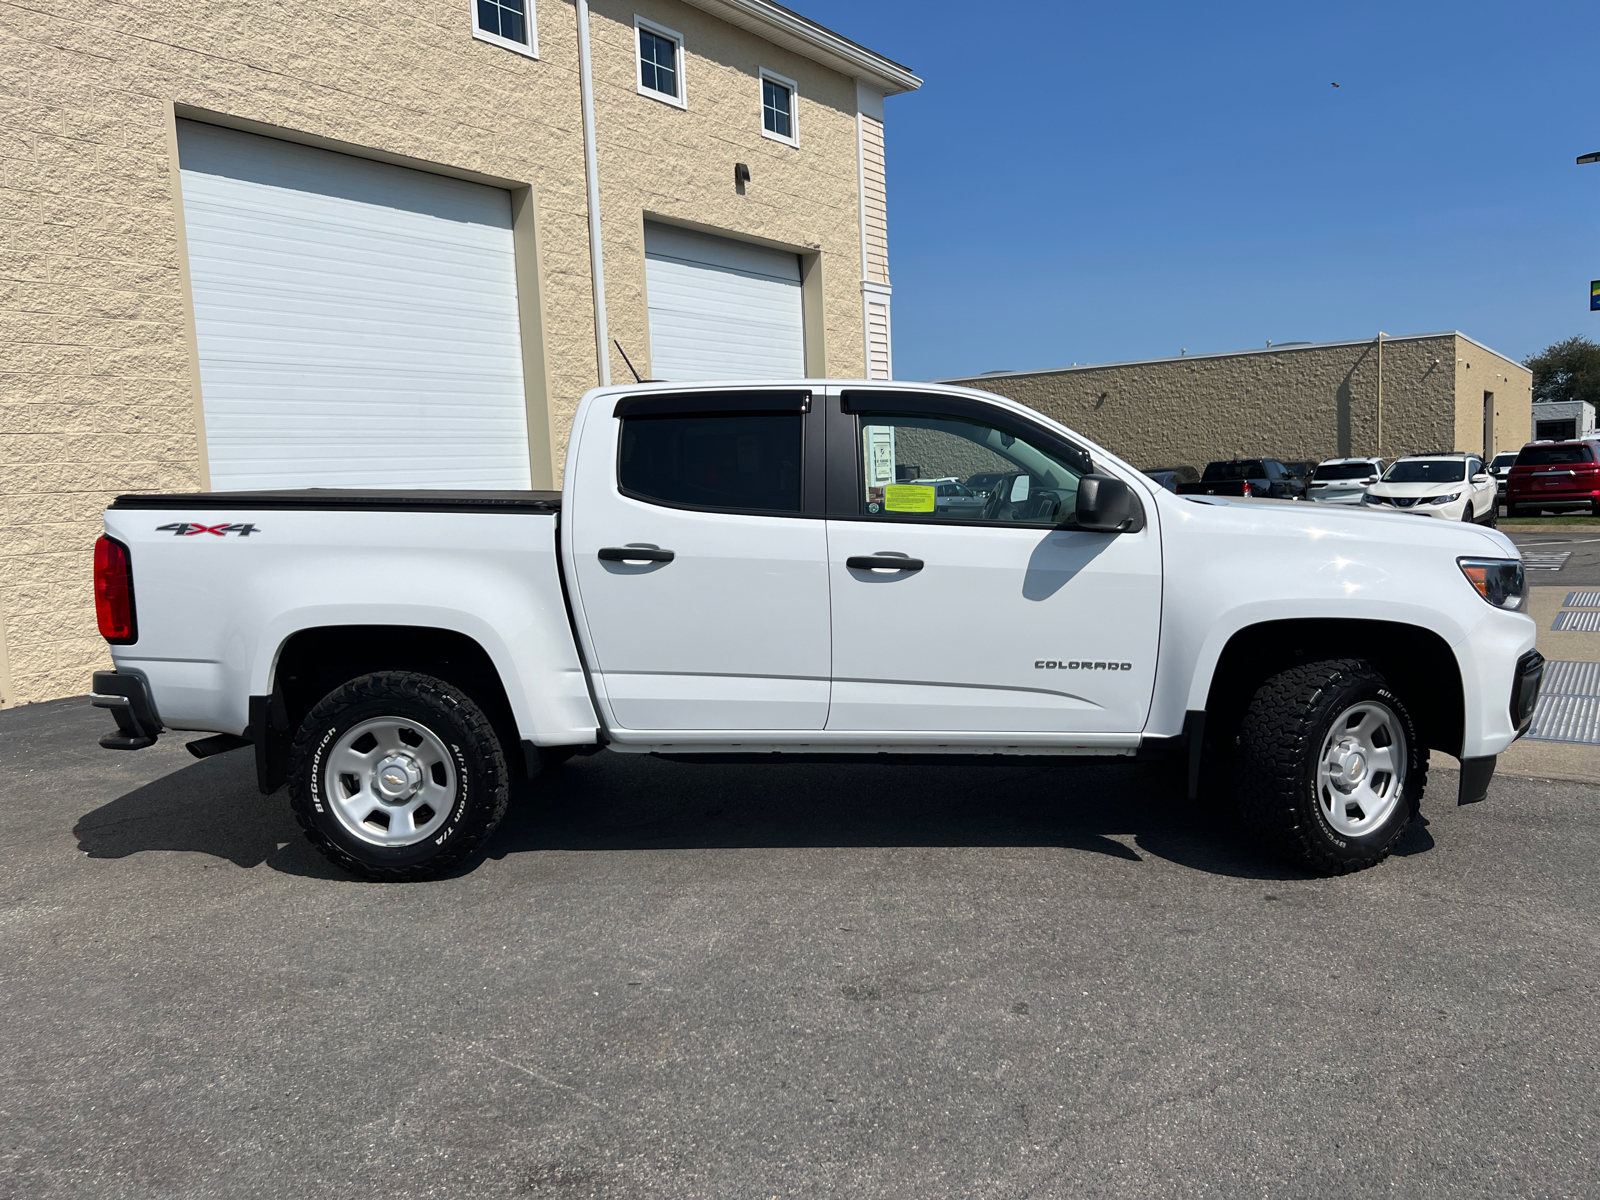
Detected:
[{"left": 734, "top": 162, "right": 751, "bottom": 194}]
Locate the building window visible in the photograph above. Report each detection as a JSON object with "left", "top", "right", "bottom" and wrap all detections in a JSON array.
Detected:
[
  {"left": 635, "top": 17, "right": 685, "bottom": 107},
  {"left": 474, "top": 0, "right": 537, "bottom": 58},
  {"left": 760, "top": 70, "right": 798, "bottom": 146}
]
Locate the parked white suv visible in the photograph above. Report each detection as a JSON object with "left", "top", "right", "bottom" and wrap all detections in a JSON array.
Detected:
[
  {"left": 1363, "top": 453, "right": 1498, "bottom": 525},
  {"left": 1308, "top": 457, "right": 1385, "bottom": 505}
]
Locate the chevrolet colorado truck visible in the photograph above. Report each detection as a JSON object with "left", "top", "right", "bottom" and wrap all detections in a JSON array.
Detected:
[{"left": 89, "top": 381, "right": 1544, "bottom": 881}]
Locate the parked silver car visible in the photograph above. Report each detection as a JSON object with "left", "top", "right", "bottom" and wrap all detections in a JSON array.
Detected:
[{"left": 1307, "top": 457, "right": 1385, "bottom": 505}]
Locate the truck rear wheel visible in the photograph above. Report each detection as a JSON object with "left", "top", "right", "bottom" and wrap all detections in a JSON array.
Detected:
[
  {"left": 287, "top": 670, "right": 511, "bottom": 881},
  {"left": 1236, "top": 658, "right": 1426, "bottom": 875}
]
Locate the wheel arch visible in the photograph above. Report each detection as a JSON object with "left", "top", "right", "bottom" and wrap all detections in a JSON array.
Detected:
[
  {"left": 1200, "top": 618, "right": 1465, "bottom": 758},
  {"left": 252, "top": 624, "right": 526, "bottom": 795}
]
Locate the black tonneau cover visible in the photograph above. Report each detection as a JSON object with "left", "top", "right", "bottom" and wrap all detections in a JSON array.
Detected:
[{"left": 109, "top": 489, "right": 562, "bottom": 514}]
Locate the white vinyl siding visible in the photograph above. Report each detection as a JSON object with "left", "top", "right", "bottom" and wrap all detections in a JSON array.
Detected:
[
  {"left": 860, "top": 113, "right": 889, "bottom": 285},
  {"left": 643, "top": 223, "right": 805, "bottom": 381},
  {"left": 866, "top": 301, "right": 891, "bottom": 379},
  {"left": 176, "top": 121, "right": 531, "bottom": 490}
]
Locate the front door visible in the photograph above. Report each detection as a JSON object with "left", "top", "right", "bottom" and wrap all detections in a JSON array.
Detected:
[
  {"left": 823, "top": 390, "right": 1163, "bottom": 735},
  {"left": 566, "top": 389, "right": 830, "bottom": 732}
]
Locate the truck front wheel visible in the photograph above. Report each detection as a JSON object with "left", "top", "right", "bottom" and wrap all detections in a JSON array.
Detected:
[
  {"left": 1236, "top": 658, "right": 1427, "bottom": 875},
  {"left": 287, "top": 671, "right": 511, "bottom": 881}
]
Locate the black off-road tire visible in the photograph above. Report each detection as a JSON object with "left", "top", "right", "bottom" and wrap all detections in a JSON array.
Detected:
[
  {"left": 288, "top": 671, "right": 511, "bottom": 881},
  {"left": 1236, "top": 658, "right": 1428, "bottom": 875}
]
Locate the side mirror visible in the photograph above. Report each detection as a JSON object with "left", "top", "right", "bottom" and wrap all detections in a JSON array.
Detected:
[
  {"left": 1366, "top": 475, "right": 1380, "bottom": 484},
  {"left": 1472, "top": 472, "right": 1490, "bottom": 483},
  {"left": 1076, "top": 474, "right": 1145, "bottom": 533}
]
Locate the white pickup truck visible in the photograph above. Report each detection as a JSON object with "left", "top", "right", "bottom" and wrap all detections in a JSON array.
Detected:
[{"left": 90, "top": 381, "right": 1544, "bottom": 880}]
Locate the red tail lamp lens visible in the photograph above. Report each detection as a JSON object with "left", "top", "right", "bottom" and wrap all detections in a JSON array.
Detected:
[{"left": 94, "top": 536, "right": 137, "bottom": 643}]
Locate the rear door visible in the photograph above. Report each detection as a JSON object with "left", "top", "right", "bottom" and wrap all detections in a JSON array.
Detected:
[
  {"left": 822, "top": 388, "right": 1163, "bottom": 736},
  {"left": 566, "top": 388, "right": 831, "bottom": 732}
]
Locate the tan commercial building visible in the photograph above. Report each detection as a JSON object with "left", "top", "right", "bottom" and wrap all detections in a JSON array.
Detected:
[
  {"left": 0, "top": 0, "right": 919, "bottom": 706},
  {"left": 943, "top": 332, "right": 1531, "bottom": 474}
]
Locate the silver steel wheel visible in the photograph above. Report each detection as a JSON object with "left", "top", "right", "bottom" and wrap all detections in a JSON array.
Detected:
[
  {"left": 323, "top": 716, "right": 458, "bottom": 848},
  {"left": 1317, "top": 700, "right": 1407, "bottom": 838}
]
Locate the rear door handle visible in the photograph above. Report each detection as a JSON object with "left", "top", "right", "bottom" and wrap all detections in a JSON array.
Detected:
[
  {"left": 846, "top": 555, "right": 924, "bottom": 572},
  {"left": 598, "top": 546, "right": 675, "bottom": 563}
]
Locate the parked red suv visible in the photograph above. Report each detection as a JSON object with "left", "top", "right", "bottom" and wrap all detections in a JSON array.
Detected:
[{"left": 1506, "top": 441, "right": 1600, "bottom": 516}]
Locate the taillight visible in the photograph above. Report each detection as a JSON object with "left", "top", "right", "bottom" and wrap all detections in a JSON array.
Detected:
[{"left": 94, "top": 536, "right": 137, "bottom": 644}]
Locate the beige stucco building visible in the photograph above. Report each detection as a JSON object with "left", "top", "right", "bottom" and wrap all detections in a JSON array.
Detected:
[
  {"left": 0, "top": 0, "right": 919, "bottom": 706},
  {"left": 943, "top": 332, "right": 1531, "bottom": 474}
]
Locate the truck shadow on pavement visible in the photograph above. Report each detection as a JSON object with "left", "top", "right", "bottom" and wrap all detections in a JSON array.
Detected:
[{"left": 73, "top": 746, "right": 1437, "bottom": 881}]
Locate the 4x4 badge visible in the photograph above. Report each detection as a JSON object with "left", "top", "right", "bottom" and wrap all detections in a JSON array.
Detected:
[{"left": 155, "top": 522, "right": 260, "bottom": 537}]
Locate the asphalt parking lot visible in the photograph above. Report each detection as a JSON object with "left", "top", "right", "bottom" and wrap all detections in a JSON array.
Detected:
[
  {"left": 4, "top": 699, "right": 1599, "bottom": 1198},
  {"left": 1504, "top": 528, "right": 1600, "bottom": 585}
]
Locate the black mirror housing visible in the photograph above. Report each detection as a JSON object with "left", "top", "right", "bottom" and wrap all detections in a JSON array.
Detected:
[{"left": 1075, "top": 474, "right": 1145, "bottom": 533}]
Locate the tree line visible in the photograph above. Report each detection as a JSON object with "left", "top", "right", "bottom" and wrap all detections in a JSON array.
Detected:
[{"left": 1526, "top": 336, "right": 1600, "bottom": 405}]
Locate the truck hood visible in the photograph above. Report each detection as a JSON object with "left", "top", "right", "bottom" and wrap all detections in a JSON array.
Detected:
[{"left": 1167, "top": 492, "right": 1517, "bottom": 557}]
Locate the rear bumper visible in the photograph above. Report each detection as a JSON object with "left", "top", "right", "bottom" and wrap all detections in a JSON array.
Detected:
[
  {"left": 90, "top": 670, "right": 161, "bottom": 750},
  {"left": 1507, "top": 486, "right": 1600, "bottom": 508}
]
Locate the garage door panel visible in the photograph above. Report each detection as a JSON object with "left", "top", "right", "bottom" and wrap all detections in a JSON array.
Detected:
[
  {"left": 644, "top": 222, "right": 805, "bottom": 382},
  {"left": 177, "top": 120, "right": 531, "bottom": 491}
]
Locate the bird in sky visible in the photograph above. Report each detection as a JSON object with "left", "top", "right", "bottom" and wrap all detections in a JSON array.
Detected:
[{"left": 1331, "top": 82, "right": 1340, "bottom": 87}]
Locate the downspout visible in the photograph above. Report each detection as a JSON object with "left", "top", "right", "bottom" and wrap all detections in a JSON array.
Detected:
[
  {"left": 1376, "top": 331, "right": 1385, "bottom": 457},
  {"left": 575, "top": 0, "right": 610, "bottom": 386}
]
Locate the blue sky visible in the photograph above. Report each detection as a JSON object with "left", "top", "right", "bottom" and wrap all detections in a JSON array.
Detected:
[{"left": 798, "top": 0, "right": 1600, "bottom": 380}]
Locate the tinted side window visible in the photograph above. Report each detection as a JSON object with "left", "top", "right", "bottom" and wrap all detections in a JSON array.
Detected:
[{"left": 619, "top": 413, "right": 802, "bottom": 513}]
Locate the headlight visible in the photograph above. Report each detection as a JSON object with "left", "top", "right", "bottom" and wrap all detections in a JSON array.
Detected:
[
  {"left": 1458, "top": 558, "right": 1525, "bottom": 610},
  {"left": 1428, "top": 491, "right": 1461, "bottom": 505}
]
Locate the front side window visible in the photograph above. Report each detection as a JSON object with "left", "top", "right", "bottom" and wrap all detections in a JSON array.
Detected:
[
  {"left": 474, "top": 0, "right": 536, "bottom": 56},
  {"left": 620, "top": 413, "right": 801, "bottom": 514},
  {"left": 856, "top": 413, "right": 1084, "bottom": 525},
  {"left": 637, "top": 21, "right": 682, "bottom": 103},
  {"left": 761, "top": 72, "right": 796, "bottom": 143}
]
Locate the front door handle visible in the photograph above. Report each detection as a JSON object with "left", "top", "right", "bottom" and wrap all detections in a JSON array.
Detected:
[
  {"left": 846, "top": 555, "right": 924, "bottom": 572},
  {"left": 598, "top": 546, "right": 675, "bottom": 564}
]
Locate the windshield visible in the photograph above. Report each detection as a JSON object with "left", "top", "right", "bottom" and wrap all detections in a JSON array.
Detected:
[
  {"left": 1518, "top": 445, "right": 1592, "bottom": 466},
  {"left": 1313, "top": 463, "right": 1377, "bottom": 481},
  {"left": 1384, "top": 460, "right": 1465, "bottom": 484},
  {"left": 1203, "top": 460, "right": 1266, "bottom": 481},
  {"left": 1491, "top": 453, "right": 1519, "bottom": 470}
]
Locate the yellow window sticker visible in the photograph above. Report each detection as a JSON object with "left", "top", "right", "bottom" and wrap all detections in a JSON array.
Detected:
[{"left": 884, "top": 484, "right": 936, "bottom": 513}]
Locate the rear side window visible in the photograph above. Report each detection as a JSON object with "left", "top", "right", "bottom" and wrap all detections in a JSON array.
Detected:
[
  {"left": 619, "top": 413, "right": 802, "bottom": 513},
  {"left": 1518, "top": 445, "right": 1593, "bottom": 466}
]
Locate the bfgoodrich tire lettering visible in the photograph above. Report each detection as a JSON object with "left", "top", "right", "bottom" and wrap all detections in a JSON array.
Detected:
[
  {"left": 1236, "top": 658, "right": 1428, "bottom": 875},
  {"left": 288, "top": 671, "right": 511, "bottom": 881}
]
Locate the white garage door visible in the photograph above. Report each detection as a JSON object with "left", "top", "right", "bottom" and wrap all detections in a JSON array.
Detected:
[
  {"left": 176, "top": 120, "right": 531, "bottom": 490},
  {"left": 644, "top": 223, "right": 805, "bottom": 381}
]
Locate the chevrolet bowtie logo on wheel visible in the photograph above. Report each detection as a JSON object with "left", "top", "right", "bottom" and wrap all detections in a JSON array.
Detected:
[
  {"left": 155, "top": 522, "right": 261, "bottom": 536},
  {"left": 1035, "top": 660, "right": 1134, "bottom": 670}
]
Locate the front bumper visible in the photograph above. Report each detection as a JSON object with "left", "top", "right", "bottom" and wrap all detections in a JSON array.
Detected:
[
  {"left": 90, "top": 670, "right": 161, "bottom": 750},
  {"left": 1511, "top": 649, "right": 1545, "bottom": 738}
]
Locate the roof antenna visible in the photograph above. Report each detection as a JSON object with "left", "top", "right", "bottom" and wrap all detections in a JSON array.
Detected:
[{"left": 614, "top": 339, "right": 643, "bottom": 383}]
